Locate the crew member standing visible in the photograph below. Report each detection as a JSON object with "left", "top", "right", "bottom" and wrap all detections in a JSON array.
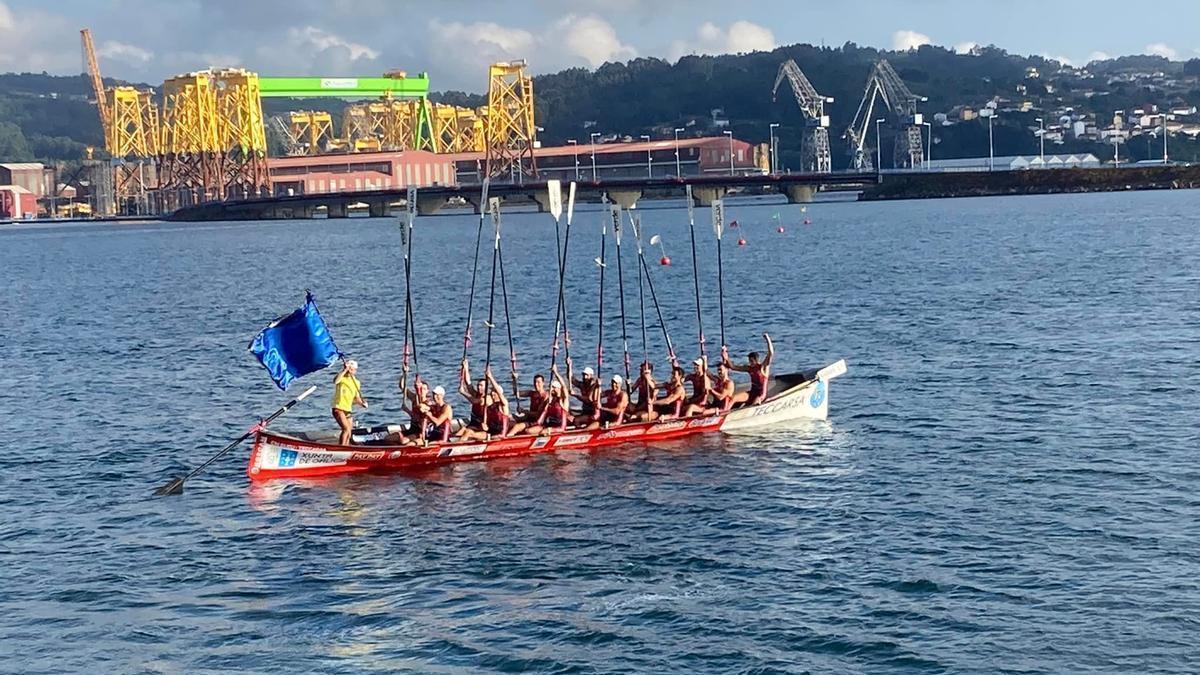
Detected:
[{"left": 332, "top": 359, "right": 367, "bottom": 446}]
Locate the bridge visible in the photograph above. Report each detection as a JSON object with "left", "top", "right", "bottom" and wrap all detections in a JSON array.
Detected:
[{"left": 165, "top": 172, "right": 879, "bottom": 221}]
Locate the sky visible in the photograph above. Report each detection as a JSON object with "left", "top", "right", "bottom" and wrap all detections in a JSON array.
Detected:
[{"left": 2, "top": 0, "right": 1199, "bottom": 91}]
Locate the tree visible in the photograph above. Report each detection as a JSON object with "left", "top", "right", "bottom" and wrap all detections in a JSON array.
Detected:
[{"left": 0, "top": 121, "right": 34, "bottom": 162}]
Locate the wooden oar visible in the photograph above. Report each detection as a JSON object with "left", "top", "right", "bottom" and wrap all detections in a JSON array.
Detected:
[{"left": 152, "top": 385, "right": 317, "bottom": 496}]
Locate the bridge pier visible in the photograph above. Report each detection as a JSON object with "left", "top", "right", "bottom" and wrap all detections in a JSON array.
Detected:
[
  {"left": 784, "top": 185, "right": 816, "bottom": 204},
  {"left": 691, "top": 186, "right": 727, "bottom": 206},
  {"left": 416, "top": 194, "right": 446, "bottom": 216},
  {"left": 368, "top": 201, "right": 387, "bottom": 218},
  {"left": 326, "top": 202, "right": 348, "bottom": 219},
  {"left": 531, "top": 189, "right": 551, "bottom": 213},
  {"left": 606, "top": 189, "right": 641, "bottom": 209}
]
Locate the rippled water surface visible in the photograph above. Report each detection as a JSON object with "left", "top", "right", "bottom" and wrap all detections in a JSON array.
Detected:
[{"left": 2, "top": 190, "right": 1199, "bottom": 673}]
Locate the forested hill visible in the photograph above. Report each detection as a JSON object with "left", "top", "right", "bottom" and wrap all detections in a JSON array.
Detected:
[{"left": 3, "top": 44, "right": 1199, "bottom": 168}]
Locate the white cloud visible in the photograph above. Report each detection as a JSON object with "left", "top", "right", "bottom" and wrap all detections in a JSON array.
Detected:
[
  {"left": 1089, "top": 51, "right": 1111, "bottom": 62},
  {"left": 669, "top": 20, "right": 775, "bottom": 60},
  {"left": 429, "top": 20, "right": 535, "bottom": 57},
  {"left": 893, "top": 30, "right": 932, "bottom": 51},
  {"left": 98, "top": 40, "right": 153, "bottom": 64},
  {"left": 954, "top": 41, "right": 978, "bottom": 54},
  {"left": 0, "top": 2, "right": 13, "bottom": 30},
  {"left": 288, "top": 26, "right": 379, "bottom": 61},
  {"left": 555, "top": 14, "right": 636, "bottom": 67},
  {"left": 1145, "top": 42, "right": 1177, "bottom": 59}
]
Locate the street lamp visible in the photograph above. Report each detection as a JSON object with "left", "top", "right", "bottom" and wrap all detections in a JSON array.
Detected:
[
  {"left": 1035, "top": 117, "right": 1045, "bottom": 166},
  {"left": 640, "top": 134, "right": 652, "bottom": 178},
  {"left": 589, "top": 132, "right": 601, "bottom": 180},
  {"left": 673, "top": 127, "right": 684, "bottom": 176},
  {"left": 982, "top": 109, "right": 997, "bottom": 171},
  {"left": 875, "top": 118, "right": 885, "bottom": 172},
  {"left": 723, "top": 130, "right": 734, "bottom": 176},
  {"left": 922, "top": 121, "right": 932, "bottom": 170},
  {"left": 567, "top": 139, "right": 579, "bottom": 179},
  {"left": 768, "top": 122, "right": 780, "bottom": 174}
]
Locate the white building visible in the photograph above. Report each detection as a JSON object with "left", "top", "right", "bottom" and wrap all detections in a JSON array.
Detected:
[{"left": 923, "top": 154, "right": 1101, "bottom": 172}]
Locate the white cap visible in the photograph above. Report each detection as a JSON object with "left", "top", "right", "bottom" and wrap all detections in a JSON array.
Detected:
[
  {"left": 582, "top": 366, "right": 595, "bottom": 377},
  {"left": 611, "top": 374, "right": 623, "bottom": 385},
  {"left": 693, "top": 358, "right": 703, "bottom": 366},
  {"left": 432, "top": 385, "right": 446, "bottom": 396},
  {"left": 345, "top": 359, "right": 359, "bottom": 370},
  {"left": 550, "top": 380, "right": 563, "bottom": 390}
]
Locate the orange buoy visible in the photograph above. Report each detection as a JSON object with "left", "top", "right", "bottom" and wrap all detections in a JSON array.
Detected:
[
  {"left": 737, "top": 238, "right": 747, "bottom": 246},
  {"left": 660, "top": 256, "right": 671, "bottom": 266}
]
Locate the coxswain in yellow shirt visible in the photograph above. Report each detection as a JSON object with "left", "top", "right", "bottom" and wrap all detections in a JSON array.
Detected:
[{"left": 332, "top": 360, "right": 367, "bottom": 445}]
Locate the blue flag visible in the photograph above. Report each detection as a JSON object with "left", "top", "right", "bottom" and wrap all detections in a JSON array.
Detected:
[{"left": 249, "top": 292, "right": 341, "bottom": 390}]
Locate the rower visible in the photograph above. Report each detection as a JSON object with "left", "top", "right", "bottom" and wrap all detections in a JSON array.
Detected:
[
  {"left": 525, "top": 366, "right": 570, "bottom": 436},
  {"left": 708, "top": 362, "right": 736, "bottom": 412},
  {"left": 419, "top": 385, "right": 454, "bottom": 443},
  {"left": 332, "top": 360, "right": 367, "bottom": 446},
  {"left": 682, "top": 356, "right": 712, "bottom": 417},
  {"left": 725, "top": 332, "right": 774, "bottom": 407},
  {"left": 589, "top": 375, "right": 629, "bottom": 429},
  {"left": 516, "top": 373, "right": 550, "bottom": 424},
  {"left": 567, "top": 359, "right": 600, "bottom": 426},
  {"left": 385, "top": 377, "right": 428, "bottom": 445},
  {"left": 459, "top": 367, "right": 527, "bottom": 440},
  {"left": 629, "top": 361, "right": 658, "bottom": 422},
  {"left": 652, "top": 366, "right": 687, "bottom": 419},
  {"left": 457, "top": 359, "right": 490, "bottom": 435}
]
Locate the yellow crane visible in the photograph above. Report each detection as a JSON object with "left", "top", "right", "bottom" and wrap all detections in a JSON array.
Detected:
[{"left": 80, "top": 29, "right": 111, "bottom": 138}]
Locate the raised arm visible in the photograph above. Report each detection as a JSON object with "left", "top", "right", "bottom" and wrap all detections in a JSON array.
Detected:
[{"left": 762, "top": 333, "right": 774, "bottom": 367}]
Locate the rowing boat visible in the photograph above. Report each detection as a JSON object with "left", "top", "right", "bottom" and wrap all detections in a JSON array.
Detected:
[{"left": 246, "top": 359, "right": 846, "bottom": 481}]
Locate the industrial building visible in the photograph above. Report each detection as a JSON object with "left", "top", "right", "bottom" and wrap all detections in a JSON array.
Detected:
[
  {"left": 264, "top": 136, "right": 766, "bottom": 196},
  {"left": 268, "top": 150, "right": 458, "bottom": 196},
  {"left": 923, "top": 154, "right": 1101, "bottom": 172},
  {"left": 0, "top": 185, "right": 37, "bottom": 219},
  {"left": 0, "top": 163, "right": 48, "bottom": 198}
]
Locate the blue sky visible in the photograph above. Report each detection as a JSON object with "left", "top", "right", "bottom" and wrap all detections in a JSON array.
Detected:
[{"left": 1, "top": 0, "right": 1198, "bottom": 90}]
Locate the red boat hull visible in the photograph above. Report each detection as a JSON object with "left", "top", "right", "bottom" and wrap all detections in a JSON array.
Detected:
[{"left": 245, "top": 362, "right": 846, "bottom": 482}]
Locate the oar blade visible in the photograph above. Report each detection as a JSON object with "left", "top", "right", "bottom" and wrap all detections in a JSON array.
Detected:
[
  {"left": 567, "top": 182, "right": 577, "bottom": 225},
  {"left": 686, "top": 185, "right": 695, "bottom": 224},
  {"left": 610, "top": 204, "right": 622, "bottom": 244},
  {"left": 711, "top": 199, "right": 725, "bottom": 240},
  {"left": 548, "top": 180, "right": 563, "bottom": 221},
  {"left": 649, "top": 234, "right": 662, "bottom": 246},
  {"left": 153, "top": 477, "right": 186, "bottom": 497}
]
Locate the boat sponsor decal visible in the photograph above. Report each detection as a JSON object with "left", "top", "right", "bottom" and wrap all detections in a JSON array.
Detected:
[
  {"left": 552, "top": 433, "right": 593, "bottom": 447},
  {"left": 809, "top": 381, "right": 826, "bottom": 408},
  {"left": 531, "top": 437, "right": 550, "bottom": 449},
  {"left": 596, "top": 427, "right": 645, "bottom": 440},
  {"left": 439, "top": 444, "right": 486, "bottom": 458},
  {"left": 278, "top": 449, "right": 297, "bottom": 467},
  {"left": 647, "top": 420, "right": 686, "bottom": 434},
  {"left": 748, "top": 391, "right": 806, "bottom": 418},
  {"left": 488, "top": 439, "right": 533, "bottom": 452},
  {"left": 687, "top": 416, "right": 722, "bottom": 428},
  {"left": 295, "top": 451, "right": 345, "bottom": 466},
  {"left": 349, "top": 451, "right": 385, "bottom": 462}
]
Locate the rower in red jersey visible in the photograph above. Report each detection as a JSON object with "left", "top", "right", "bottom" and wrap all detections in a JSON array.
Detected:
[
  {"left": 524, "top": 366, "right": 570, "bottom": 436},
  {"left": 682, "top": 356, "right": 713, "bottom": 417},
  {"left": 628, "top": 361, "right": 658, "bottom": 422},
  {"left": 516, "top": 373, "right": 550, "bottom": 424},
  {"left": 587, "top": 374, "right": 629, "bottom": 429},
  {"left": 566, "top": 358, "right": 601, "bottom": 426},
  {"left": 458, "top": 365, "right": 526, "bottom": 440},
  {"left": 725, "top": 332, "right": 774, "bottom": 407},
  {"left": 652, "top": 366, "right": 687, "bottom": 419},
  {"left": 708, "top": 362, "right": 736, "bottom": 412}
]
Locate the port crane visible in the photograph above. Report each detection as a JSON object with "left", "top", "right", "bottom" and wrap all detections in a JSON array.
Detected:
[
  {"left": 771, "top": 59, "right": 833, "bottom": 173},
  {"left": 845, "top": 60, "right": 926, "bottom": 170}
]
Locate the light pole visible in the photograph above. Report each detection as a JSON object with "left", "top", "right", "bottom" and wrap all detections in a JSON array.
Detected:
[
  {"left": 1162, "top": 112, "right": 1169, "bottom": 164},
  {"left": 768, "top": 122, "right": 780, "bottom": 174},
  {"left": 673, "top": 127, "right": 684, "bottom": 176},
  {"left": 984, "top": 110, "right": 996, "bottom": 171},
  {"left": 1035, "top": 117, "right": 1045, "bottom": 166},
  {"left": 723, "top": 130, "right": 734, "bottom": 176},
  {"left": 875, "top": 118, "right": 885, "bottom": 172},
  {"left": 589, "top": 132, "right": 600, "bottom": 180},
  {"left": 922, "top": 121, "right": 932, "bottom": 170},
  {"left": 640, "top": 134, "right": 652, "bottom": 178},
  {"left": 1112, "top": 112, "right": 1121, "bottom": 166},
  {"left": 567, "top": 139, "right": 579, "bottom": 179}
]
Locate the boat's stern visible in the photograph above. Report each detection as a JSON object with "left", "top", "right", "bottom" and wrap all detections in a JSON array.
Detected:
[{"left": 722, "top": 359, "right": 847, "bottom": 430}]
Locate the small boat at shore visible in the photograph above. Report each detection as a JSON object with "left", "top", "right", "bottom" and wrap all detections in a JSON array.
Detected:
[{"left": 247, "top": 360, "right": 845, "bottom": 481}]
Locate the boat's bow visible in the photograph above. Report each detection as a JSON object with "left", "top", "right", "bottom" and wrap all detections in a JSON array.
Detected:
[{"left": 720, "top": 359, "right": 847, "bottom": 430}]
